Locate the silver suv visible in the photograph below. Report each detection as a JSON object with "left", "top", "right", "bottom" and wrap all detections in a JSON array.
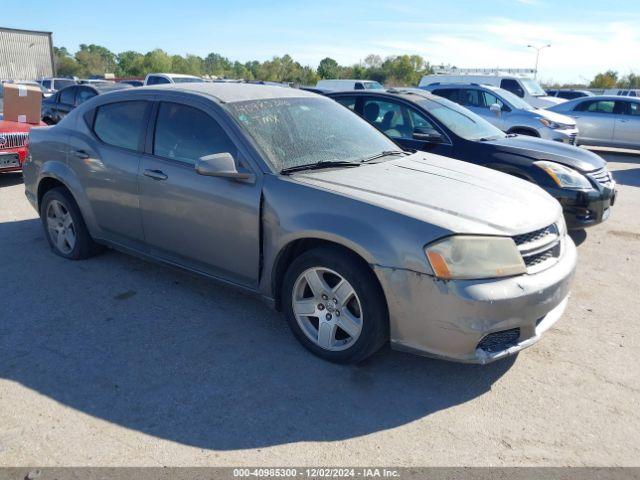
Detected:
[{"left": 424, "top": 83, "right": 579, "bottom": 144}]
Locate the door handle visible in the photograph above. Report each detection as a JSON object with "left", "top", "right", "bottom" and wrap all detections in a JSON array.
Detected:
[
  {"left": 74, "top": 150, "right": 90, "bottom": 159},
  {"left": 143, "top": 169, "right": 168, "bottom": 181}
]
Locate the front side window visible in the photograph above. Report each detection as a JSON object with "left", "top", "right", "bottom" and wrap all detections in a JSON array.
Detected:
[
  {"left": 363, "top": 81, "right": 384, "bottom": 90},
  {"left": 519, "top": 78, "right": 546, "bottom": 96},
  {"left": 76, "top": 88, "right": 97, "bottom": 105},
  {"left": 153, "top": 102, "right": 235, "bottom": 165},
  {"left": 93, "top": 101, "right": 148, "bottom": 151},
  {"left": 226, "top": 97, "right": 398, "bottom": 172},
  {"left": 41, "top": 80, "right": 52, "bottom": 89},
  {"left": 59, "top": 87, "right": 76, "bottom": 105},
  {"left": 461, "top": 89, "right": 483, "bottom": 108},
  {"left": 362, "top": 98, "right": 436, "bottom": 140},
  {"left": 500, "top": 79, "right": 525, "bottom": 98},
  {"left": 576, "top": 100, "right": 615, "bottom": 114},
  {"left": 147, "top": 76, "right": 170, "bottom": 85},
  {"left": 481, "top": 91, "right": 506, "bottom": 109}
]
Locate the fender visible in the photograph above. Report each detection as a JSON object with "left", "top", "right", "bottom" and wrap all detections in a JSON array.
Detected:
[{"left": 37, "top": 160, "right": 101, "bottom": 237}]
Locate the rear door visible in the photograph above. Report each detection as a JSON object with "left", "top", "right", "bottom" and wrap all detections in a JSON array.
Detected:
[
  {"left": 139, "top": 97, "right": 262, "bottom": 287},
  {"left": 70, "top": 99, "right": 152, "bottom": 248},
  {"left": 613, "top": 100, "right": 640, "bottom": 148},
  {"left": 571, "top": 99, "right": 615, "bottom": 144}
]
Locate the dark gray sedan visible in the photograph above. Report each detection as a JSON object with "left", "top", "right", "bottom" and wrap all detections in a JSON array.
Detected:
[{"left": 24, "top": 84, "right": 576, "bottom": 364}]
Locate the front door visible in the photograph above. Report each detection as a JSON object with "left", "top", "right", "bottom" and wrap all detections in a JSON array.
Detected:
[
  {"left": 139, "top": 100, "right": 262, "bottom": 288},
  {"left": 613, "top": 101, "right": 640, "bottom": 148}
]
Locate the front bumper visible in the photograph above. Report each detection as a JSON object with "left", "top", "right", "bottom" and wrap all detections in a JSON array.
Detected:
[
  {"left": 541, "top": 128, "right": 579, "bottom": 145},
  {"left": 375, "top": 236, "right": 577, "bottom": 364},
  {"left": 557, "top": 186, "right": 617, "bottom": 229}
]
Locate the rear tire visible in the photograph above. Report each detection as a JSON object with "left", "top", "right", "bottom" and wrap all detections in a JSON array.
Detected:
[
  {"left": 40, "top": 187, "right": 101, "bottom": 260},
  {"left": 282, "top": 246, "right": 388, "bottom": 364}
]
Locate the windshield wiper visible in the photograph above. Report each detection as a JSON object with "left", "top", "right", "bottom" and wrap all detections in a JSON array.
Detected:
[
  {"left": 280, "top": 160, "right": 362, "bottom": 175},
  {"left": 360, "top": 150, "right": 409, "bottom": 163}
]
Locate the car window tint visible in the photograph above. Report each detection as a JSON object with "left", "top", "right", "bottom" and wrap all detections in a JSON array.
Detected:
[
  {"left": 362, "top": 99, "right": 412, "bottom": 139},
  {"left": 93, "top": 101, "right": 148, "bottom": 151},
  {"left": 626, "top": 102, "right": 640, "bottom": 116},
  {"left": 461, "top": 89, "right": 483, "bottom": 108},
  {"left": 153, "top": 102, "right": 235, "bottom": 165},
  {"left": 77, "top": 88, "right": 97, "bottom": 105},
  {"left": 587, "top": 100, "right": 615, "bottom": 113},
  {"left": 432, "top": 88, "right": 461, "bottom": 103},
  {"left": 335, "top": 97, "right": 356, "bottom": 111},
  {"left": 481, "top": 91, "right": 505, "bottom": 109},
  {"left": 500, "top": 79, "right": 525, "bottom": 98},
  {"left": 59, "top": 87, "right": 75, "bottom": 105}
]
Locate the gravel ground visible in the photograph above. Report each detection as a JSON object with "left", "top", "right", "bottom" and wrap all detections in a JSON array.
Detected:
[{"left": 0, "top": 150, "right": 638, "bottom": 466}]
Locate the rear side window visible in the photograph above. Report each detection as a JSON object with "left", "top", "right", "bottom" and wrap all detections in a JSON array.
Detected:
[
  {"left": 500, "top": 79, "right": 525, "bottom": 98},
  {"left": 153, "top": 102, "right": 235, "bottom": 165},
  {"left": 432, "top": 88, "right": 461, "bottom": 103},
  {"left": 93, "top": 101, "right": 148, "bottom": 151}
]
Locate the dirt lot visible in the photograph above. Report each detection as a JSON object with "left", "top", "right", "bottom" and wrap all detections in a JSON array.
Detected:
[{"left": 0, "top": 149, "right": 639, "bottom": 466}]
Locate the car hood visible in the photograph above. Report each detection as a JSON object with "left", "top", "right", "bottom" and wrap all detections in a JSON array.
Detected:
[
  {"left": 532, "top": 96, "right": 567, "bottom": 108},
  {"left": 291, "top": 153, "right": 561, "bottom": 236},
  {"left": 532, "top": 107, "right": 576, "bottom": 126},
  {"left": 0, "top": 119, "right": 35, "bottom": 132},
  {"left": 486, "top": 135, "right": 606, "bottom": 172}
]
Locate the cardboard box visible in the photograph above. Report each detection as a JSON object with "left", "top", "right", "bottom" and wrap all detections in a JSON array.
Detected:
[{"left": 2, "top": 83, "right": 42, "bottom": 125}]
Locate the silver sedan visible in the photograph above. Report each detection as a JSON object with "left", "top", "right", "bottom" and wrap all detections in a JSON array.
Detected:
[
  {"left": 24, "top": 83, "right": 576, "bottom": 364},
  {"left": 548, "top": 96, "right": 640, "bottom": 149}
]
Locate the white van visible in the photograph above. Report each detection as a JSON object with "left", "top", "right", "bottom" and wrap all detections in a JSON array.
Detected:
[
  {"left": 316, "top": 79, "right": 384, "bottom": 91},
  {"left": 144, "top": 73, "right": 204, "bottom": 86},
  {"left": 603, "top": 88, "right": 640, "bottom": 97},
  {"left": 419, "top": 70, "right": 565, "bottom": 108}
]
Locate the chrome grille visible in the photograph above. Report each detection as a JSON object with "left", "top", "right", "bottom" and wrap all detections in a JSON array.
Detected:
[
  {"left": 513, "top": 223, "right": 561, "bottom": 273},
  {"left": 0, "top": 132, "right": 29, "bottom": 150},
  {"left": 588, "top": 167, "right": 614, "bottom": 188}
]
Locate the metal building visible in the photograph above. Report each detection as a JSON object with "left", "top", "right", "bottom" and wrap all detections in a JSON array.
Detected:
[{"left": 0, "top": 27, "right": 55, "bottom": 81}]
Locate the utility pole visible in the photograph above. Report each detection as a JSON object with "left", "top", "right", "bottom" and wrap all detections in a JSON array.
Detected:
[{"left": 527, "top": 44, "right": 551, "bottom": 79}]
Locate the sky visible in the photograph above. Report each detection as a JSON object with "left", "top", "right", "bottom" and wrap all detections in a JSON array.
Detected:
[{"left": 5, "top": 0, "right": 640, "bottom": 83}]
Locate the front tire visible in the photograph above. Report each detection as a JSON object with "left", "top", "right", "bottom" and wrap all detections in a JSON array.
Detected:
[
  {"left": 40, "top": 187, "right": 101, "bottom": 260},
  {"left": 282, "top": 246, "right": 388, "bottom": 363}
]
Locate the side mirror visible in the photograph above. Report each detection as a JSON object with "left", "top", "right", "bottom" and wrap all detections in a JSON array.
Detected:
[
  {"left": 490, "top": 103, "right": 502, "bottom": 116},
  {"left": 195, "top": 152, "right": 253, "bottom": 181},
  {"left": 413, "top": 127, "right": 444, "bottom": 143}
]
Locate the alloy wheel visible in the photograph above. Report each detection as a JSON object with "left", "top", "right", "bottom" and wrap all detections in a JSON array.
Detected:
[
  {"left": 292, "top": 267, "right": 363, "bottom": 351},
  {"left": 46, "top": 200, "right": 76, "bottom": 255}
]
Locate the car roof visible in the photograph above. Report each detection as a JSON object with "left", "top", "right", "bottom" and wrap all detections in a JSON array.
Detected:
[
  {"left": 148, "top": 73, "right": 201, "bottom": 78},
  {"left": 573, "top": 95, "right": 639, "bottom": 101},
  {"left": 327, "top": 87, "right": 441, "bottom": 102},
  {"left": 140, "top": 82, "right": 318, "bottom": 103}
]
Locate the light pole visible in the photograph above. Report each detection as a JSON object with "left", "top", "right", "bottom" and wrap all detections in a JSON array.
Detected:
[{"left": 527, "top": 44, "right": 551, "bottom": 79}]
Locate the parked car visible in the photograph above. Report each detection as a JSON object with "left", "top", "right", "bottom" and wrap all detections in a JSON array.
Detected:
[
  {"left": 603, "top": 88, "right": 640, "bottom": 97},
  {"left": 143, "top": 73, "right": 203, "bottom": 85},
  {"left": 0, "top": 119, "right": 33, "bottom": 174},
  {"left": 423, "top": 83, "right": 579, "bottom": 144},
  {"left": 419, "top": 72, "right": 565, "bottom": 108},
  {"left": 327, "top": 89, "right": 616, "bottom": 229},
  {"left": 118, "top": 79, "right": 144, "bottom": 87},
  {"left": 546, "top": 89, "right": 594, "bottom": 100},
  {"left": 78, "top": 79, "right": 115, "bottom": 86},
  {"left": 316, "top": 79, "right": 384, "bottom": 91},
  {"left": 24, "top": 83, "right": 576, "bottom": 364},
  {"left": 36, "top": 78, "right": 77, "bottom": 96},
  {"left": 41, "top": 83, "right": 133, "bottom": 125},
  {"left": 548, "top": 96, "right": 640, "bottom": 149}
]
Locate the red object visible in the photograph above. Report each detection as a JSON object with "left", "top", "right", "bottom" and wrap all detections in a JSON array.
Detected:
[{"left": 0, "top": 119, "right": 45, "bottom": 173}]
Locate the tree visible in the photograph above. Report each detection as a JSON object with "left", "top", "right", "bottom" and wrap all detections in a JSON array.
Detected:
[
  {"left": 53, "top": 47, "right": 81, "bottom": 77},
  {"left": 142, "top": 49, "right": 173, "bottom": 74},
  {"left": 317, "top": 57, "right": 341, "bottom": 79},
  {"left": 75, "top": 44, "right": 117, "bottom": 77},
  {"left": 590, "top": 70, "right": 618, "bottom": 89},
  {"left": 116, "top": 50, "right": 145, "bottom": 77}
]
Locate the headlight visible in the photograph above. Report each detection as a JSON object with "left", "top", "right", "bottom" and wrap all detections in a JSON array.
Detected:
[
  {"left": 538, "top": 118, "right": 573, "bottom": 130},
  {"left": 557, "top": 215, "right": 567, "bottom": 237},
  {"left": 425, "top": 236, "right": 526, "bottom": 280},
  {"left": 534, "top": 161, "right": 592, "bottom": 189}
]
